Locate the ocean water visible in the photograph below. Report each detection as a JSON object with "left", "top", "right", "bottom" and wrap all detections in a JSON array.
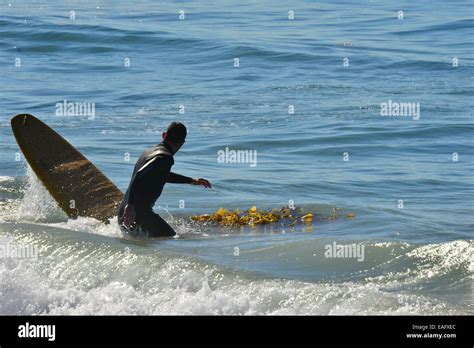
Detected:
[{"left": 0, "top": 0, "right": 473, "bottom": 315}]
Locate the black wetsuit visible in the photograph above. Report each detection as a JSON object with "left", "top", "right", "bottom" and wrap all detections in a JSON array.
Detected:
[{"left": 118, "top": 142, "right": 192, "bottom": 237}]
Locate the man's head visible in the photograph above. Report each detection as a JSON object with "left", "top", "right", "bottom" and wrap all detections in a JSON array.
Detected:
[{"left": 162, "top": 122, "right": 187, "bottom": 153}]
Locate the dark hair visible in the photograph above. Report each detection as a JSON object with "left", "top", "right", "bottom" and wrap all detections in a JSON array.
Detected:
[{"left": 165, "top": 122, "right": 187, "bottom": 143}]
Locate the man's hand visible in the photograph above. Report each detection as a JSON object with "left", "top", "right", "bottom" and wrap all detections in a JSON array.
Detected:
[
  {"left": 120, "top": 203, "right": 136, "bottom": 227},
  {"left": 191, "top": 178, "right": 212, "bottom": 188}
]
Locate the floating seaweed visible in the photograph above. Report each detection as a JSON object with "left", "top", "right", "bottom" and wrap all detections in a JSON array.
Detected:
[{"left": 190, "top": 206, "right": 355, "bottom": 227}]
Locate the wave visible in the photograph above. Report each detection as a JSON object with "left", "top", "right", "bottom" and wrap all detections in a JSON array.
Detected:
[
  {"left": 0, "top": 17, "right": 213, "bottom": 54},
  {"left": 0, "top": 222, "right": 472, "bottom": 315},
  {"left": 392, "top": 19, "right": 474, "bottom": 36}
]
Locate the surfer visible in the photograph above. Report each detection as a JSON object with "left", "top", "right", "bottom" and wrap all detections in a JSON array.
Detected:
[{"left": 118, "top": 122, "right": 211, "bottom": 237}]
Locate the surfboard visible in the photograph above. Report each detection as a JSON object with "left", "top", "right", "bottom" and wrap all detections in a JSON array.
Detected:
[{"left": 11, "top": 114, "right": 124, "bottom": 223}]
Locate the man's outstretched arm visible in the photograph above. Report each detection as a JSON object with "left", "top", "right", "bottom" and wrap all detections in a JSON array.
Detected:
[
  {"left": 167, "top": 172, "right": 212, "bottom": 188},
  {"left": 167, "top": 172, "right": 193, "bottom": 184}
]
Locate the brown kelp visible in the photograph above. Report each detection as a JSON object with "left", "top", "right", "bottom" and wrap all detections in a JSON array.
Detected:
[{"left": 191, "top": 206, "right": 355, "bottom": 227}]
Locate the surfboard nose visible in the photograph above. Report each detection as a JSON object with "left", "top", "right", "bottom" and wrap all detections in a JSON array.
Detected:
[{"left": 11, "top": 113, "right": 35, "bottom": 129}]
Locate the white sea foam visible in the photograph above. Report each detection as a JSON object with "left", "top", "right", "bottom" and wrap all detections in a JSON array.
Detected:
[
  {"left": 0, "top": 176, "right": 14, "bottom": 183},
  {"left": 0, "top": 228, "right": 472, "bottom": 315},
  {"left": 15, "top": 166, "right": 67, "bottom": 223}
]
